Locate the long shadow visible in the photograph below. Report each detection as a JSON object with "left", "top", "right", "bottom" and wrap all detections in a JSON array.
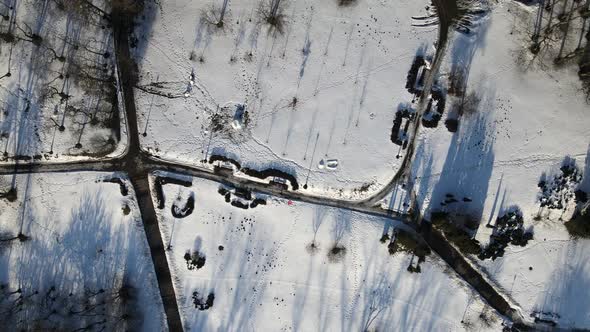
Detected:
[
  {"left": 428, "top": 108, "right": 496, "bottom": 231},
  {"left": 0, "top": 181, "right": 163, "bottom": 330},
  {"left": 534, "top": 240, "right": 590, "bottom": 328},
  {"left": 579, "top": 143, "right": 590, "bottom": 193},
  {"left": 447, "top": 5, "right": 491, "bottom": 103},
  {"left": 129, "top": 0, "right": 158, "bottom": 62}
]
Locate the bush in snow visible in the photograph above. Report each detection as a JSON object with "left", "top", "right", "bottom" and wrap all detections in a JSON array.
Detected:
[
  {"left": 479, "top": 208, "right": 533, "bottom": 260},
  {"left": 192, "top": 291, "right": 215, "bottom": 310},
  {"left": 431, "top": 211, "right": 481, "bottom": 256},
  {"left": 0, "top": 187, "right": 17, "bottom": 202},
  {"left": 537, "top": 159, "right": 582, "bottom": 211},
  {"left": 327, "top": 244, "right": 346, "bottom": 263},
  {"left": 184, "top": 250, "right": 206, "bottom": 270},
  {"left": 171, "top": 192, "right": 195, "bottom": 218},
  {"left": 337, "top": 0, "right": 358, "bottom": 6}
]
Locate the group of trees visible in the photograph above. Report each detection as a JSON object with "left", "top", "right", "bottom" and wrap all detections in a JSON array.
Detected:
[
  {"left": 0, "top": 283, "right": 141, "bottom": 330},
  {"left": 430, "top": 209, "right": 533, "bottom": 261},
  {"left": 531, "top": 0, "right": 589, "bottom": 58},
  {"left": 0, "top": 0, "right": 126, "bottom": 159}
]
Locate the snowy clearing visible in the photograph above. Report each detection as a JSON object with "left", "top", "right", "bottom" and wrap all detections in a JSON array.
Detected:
[
  {"left": 132, "top": 0, "right": 437, "bottom": 199},
  {"left": 408, "top": 1, "right": 590, "bottom": 328},
  {"left": 153, "top": 173, "right": 503, "bottom": 331},
  {"left": 413, "top": 1, "right": 590, "bottom": 228}
]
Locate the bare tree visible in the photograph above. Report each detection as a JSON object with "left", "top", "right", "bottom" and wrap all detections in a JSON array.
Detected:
[
  {"left": 260, "top": 0, "right": 287, "bottom": 33},
  {"left": 533, "top": 0, "right": 546, "bottom": 42},
  {"left": 546, "top": 0, "right": 557, "bottom": 34},
  {"left": 218, "top": 0, "right": 229, "bottom": 27},
  {"left": 557, "top": 0, "right": 577, "bottom": 60}
]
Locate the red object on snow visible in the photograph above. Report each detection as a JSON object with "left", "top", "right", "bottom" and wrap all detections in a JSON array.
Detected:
[{"left": 288, "top": 200, "right": 293, "bottom": 206}]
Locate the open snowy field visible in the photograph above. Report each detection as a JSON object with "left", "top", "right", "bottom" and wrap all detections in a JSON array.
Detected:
[
  {"left": 0, "top": 0, "right": 127, "bottom": 163},
  {"left": 475, "top": 216, "right": 590, "bottom": 328},
  {"left": 132, "top": 0, "right": 437, "bottom": 199},
  {"left": 412, "top": 1, "right": 590, "bottom": 229},
  {"left": 407, "top": 1, "right": 590, "bottom": 328},
  {"left": 153, "top": 172, "right": 503, "bottom": 331},
  {"left": 0, "top": 172, "right": 165, "bottom": 330}
]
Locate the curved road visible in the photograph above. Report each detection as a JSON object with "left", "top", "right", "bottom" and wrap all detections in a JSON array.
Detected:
[{"left": 359, "top": 0, "right": 458, "bottom": 206}]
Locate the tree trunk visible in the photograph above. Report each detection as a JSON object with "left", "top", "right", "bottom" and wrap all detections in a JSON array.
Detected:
[
  {"left": 533, "top": 0, "right": 546, "bottom": 41},
  {"left": 546, "top": 0, "right": 557, "bottom": 34},
  {"left": 578, "top": 17, "right": 588, "bottom": 50},
  {"left": 557, "top": 0, "right": 576, "bottom": 59},
  {"left": 580, "top": 30, "right": 590, "bottom": 76},
  {"left": 270, "top": 0, "right": 281, "bottom": 18},
  {"left": 219, "top": 0, "right": 229, "bottom": 24}
]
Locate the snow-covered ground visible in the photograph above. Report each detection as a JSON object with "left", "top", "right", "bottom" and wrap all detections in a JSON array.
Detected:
[
  {"left": 413, "top": 0, "right": 589, "bottom": 224},
  {"left": 409, "top": 1, "right": 590, "bottom": 328},
  {"left": 0, "top": 172, "right": 165, "bottom": 330},
  {"left": 154, "top": 172, "right": 503, "bottom": 331},
  {"left": 132, "top": 0, "right": 437, "bottom": 199},
  {"left": 0, "top": 1, "right": 127, "bottom": 163},
  {"left": 477, "top": 218, "right": 590, "bottom": 328}
]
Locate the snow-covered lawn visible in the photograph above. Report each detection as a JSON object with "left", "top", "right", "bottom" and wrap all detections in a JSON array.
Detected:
[
  {"left": 409, "top": 1, "right": 590, "bottom": 328},
  {"left": 133, "top": 0, "right": 437, "bottom": 199},
  {"left": 476, "top": 220, "right": 590, "bottom": 328},
  {"left": 154, "top": 172, "right": 503, "bottom": 331},
  {"left": 0, "top": 172, "right": 165, "bottom": 331},
  {"left": 413, "top": 0, "right": 590, "bottom": 224}
]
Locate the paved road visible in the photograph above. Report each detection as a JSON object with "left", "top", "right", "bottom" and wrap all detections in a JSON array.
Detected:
[
  {"left": 359, "top": 0, "right": 457, "bottom": 207},
  {"left": 111, "top": 10, "right": 184, "bottom": 332}
]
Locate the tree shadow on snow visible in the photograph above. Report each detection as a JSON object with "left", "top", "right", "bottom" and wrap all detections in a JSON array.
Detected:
[
  {"left": 0, "top": 183, "right": 156, "bottom": 330},
  {"left": 534, "top": 240, "right": 590, "bottom": 328},
  {"left": 427, "top": 99, "right": 496, "bottom": 232},
  {"left": 579, "top": 143, "right": 590, "bottom": 193}
]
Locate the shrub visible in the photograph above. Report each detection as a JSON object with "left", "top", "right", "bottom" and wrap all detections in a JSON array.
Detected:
[
  {"left": 0, "top": 187, "right": 17, "bottom": 202},
  {"left": 337, "top": 0, "right": 358, "bottom": 6},
  {"left": 192, "top": 291, "right": 215, "bottom": 310},
  {"left": 479, "top": 209, "right": 533, "bottom": 260},
  {"left": 184, "top": 250, "right": 206, "bottom": 270},
  {"left": 327, "top": 245, "right": 346, "bottom": 262},
  {"left": 396, "top": 231, "right": 431, "bottom": 259},
  {"left": 171, "top": 193, "right": 195, "bottom": 218}
]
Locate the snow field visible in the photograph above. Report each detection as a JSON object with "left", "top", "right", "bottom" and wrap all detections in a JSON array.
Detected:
[
  {"left": 410, "top": 2, "right": 590, "bottom": 327},
  {"left": 154, "top": 173, "right": 503, "bottom": 331},
  {"left": 133, "top": 0, "right": 437, "bottom": 199}
]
